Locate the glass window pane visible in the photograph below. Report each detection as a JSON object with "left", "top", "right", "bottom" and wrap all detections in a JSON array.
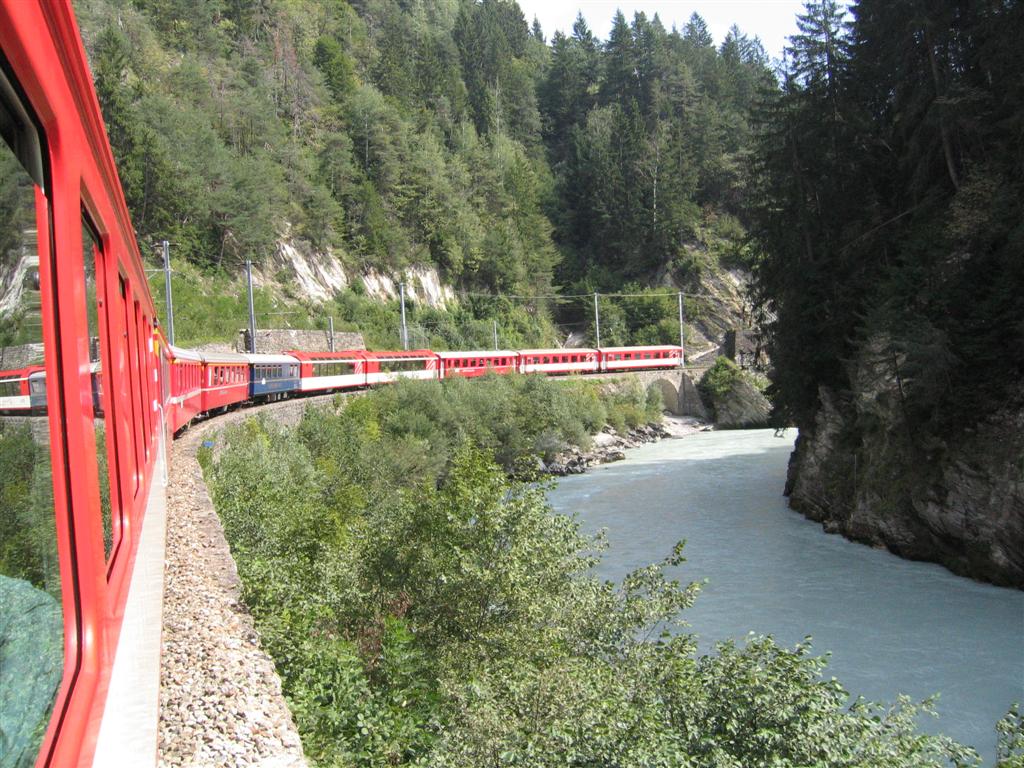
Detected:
[
  {"left": 0, "top": 118, "right": 63, "bottom": 766},
  {"left": 83, "top": 221, "right": 117, "bottom": 560}
]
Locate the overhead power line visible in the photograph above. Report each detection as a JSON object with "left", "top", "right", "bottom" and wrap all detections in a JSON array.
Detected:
[{"left": 457, "top": 290, "right": 719, "bottom": 301}]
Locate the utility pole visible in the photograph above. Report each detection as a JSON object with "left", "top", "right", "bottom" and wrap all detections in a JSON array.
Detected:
[
  {"left": 399, "top": 282, "right": 408, "bottom": 350},
  {"left": 593, "top": 292, "right": 601, "bottom": 348},
  {"left": 328, "top": 316, "right": 335, "bottom": 352},
  {"left": 245, "top": 259, "right": 257, "bottom": 353},
  {"left": 678, "top": 291, "right": 686, "bottom": 367},
  {"left": 493, "top": 319, "right": 498, "bottom": 351},
  {"left": 162, "top": 240, "right": 175, "bottom": 346}
]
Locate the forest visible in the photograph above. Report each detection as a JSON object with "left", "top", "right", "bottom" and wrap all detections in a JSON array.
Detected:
[
  {"left": 71, "top": 0, "right": 770, "bottom": 346},
  {"left": 69, "top": 0, "right": 1023, "bottom": 518}
]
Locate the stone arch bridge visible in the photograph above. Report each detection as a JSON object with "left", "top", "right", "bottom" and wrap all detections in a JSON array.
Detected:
[{"left": 568, "top": 365, "right": 712, "bottom": 419}]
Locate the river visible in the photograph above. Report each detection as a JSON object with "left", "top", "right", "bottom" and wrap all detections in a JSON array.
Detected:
[{"left": 546, "top": 429, "right": 1024, "bottom": 764}]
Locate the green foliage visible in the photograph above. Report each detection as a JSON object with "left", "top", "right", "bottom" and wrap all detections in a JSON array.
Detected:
[
  {"left": 698, "top": 356, "right": 744, "bottom": 403},
  {"left": 71, "top": 0, "right": 771, "bottom": 349},
  {"left": 300, "top": 373, "right": 658, "bottom": 476},
  {"left": 997, "top": 705, "right": 1024, "bottom": 768},
  {"left": 0, "top": 423, "right": 58, "bottom": 596},
  {"left": 205, "top": 397, "right": 984, "bottom": 767},
  {"left": 751, "top": 0, "right": 1024, "bottom": 437}
]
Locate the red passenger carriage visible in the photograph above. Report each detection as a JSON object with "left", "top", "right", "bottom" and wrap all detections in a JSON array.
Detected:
[
  {"left": 0, "top": 364, "right": 46, "bottom": 413},
  {"left": 290, "top": 349, "right": 367, "bottom": 392},
  {"left": 199, "top": 351, "right": 249, "bottom": 414},
  {"left": 167, "top": 345, "right": 202, "bottom": 433},
  {"left": 435, "top": 350, "right": 518, "bottom": 378},
  {"left": 517, "top": 349, "right": 599, "bottom": 375},
  {"left": 599, "top": 345, "right": 683, "bottom": 372},
  {"left": 363, "top": 350, "right": 439, "bottom": 384}
]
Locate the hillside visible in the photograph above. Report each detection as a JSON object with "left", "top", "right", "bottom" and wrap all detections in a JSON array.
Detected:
[
  {"left": 751, "top": 0, "right": 1024, "bottom": 586},
  {"left": 71, "top": 0, "right": 771, "bottom": 350}
]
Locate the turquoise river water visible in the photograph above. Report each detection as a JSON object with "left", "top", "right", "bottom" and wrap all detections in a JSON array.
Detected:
[{"left": 546, "top": 429, "right": 1024, "bottom": 764}]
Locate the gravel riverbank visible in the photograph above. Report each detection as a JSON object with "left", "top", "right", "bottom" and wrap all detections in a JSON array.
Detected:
[{"left": 544, "top": 415, "right": 712, "bottom": 475}]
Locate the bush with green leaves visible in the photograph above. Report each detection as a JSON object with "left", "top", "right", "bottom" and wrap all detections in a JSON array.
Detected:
[{"left": 202, "top": 389, "right": 1016, "bottom": 767}]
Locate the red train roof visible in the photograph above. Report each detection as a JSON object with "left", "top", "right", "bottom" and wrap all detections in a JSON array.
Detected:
[
  {"left": 286, "top": 349, "right": 366, "bottom": 361},
  {"left": 361, "top": 349, "right": 436, "bottom": 359}
]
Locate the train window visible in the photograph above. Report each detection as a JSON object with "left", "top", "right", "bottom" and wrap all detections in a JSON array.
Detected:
[
  {"left": 118, "top": 277, "right": 143, "bottom": 495},
  {"left": 134, "top": 302, "right": 150, "bottom": 460},
  {"left": 82, "top": 220, "right": 118, "bottom": 561},
  {"left": 0, "top": 71, "right": 64, "bottom": 766}
]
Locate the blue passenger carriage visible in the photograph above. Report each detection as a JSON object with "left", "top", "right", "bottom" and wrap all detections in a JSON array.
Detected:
[{"left": 243, "top": 353, "right": 300, "bottom": 402}]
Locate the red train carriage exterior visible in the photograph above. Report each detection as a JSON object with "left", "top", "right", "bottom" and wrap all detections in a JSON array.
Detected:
[
  {"left": 167, "top": 345, "right": 202, "bottom": 433},
  {"left": 199, "top": 351, "right": 249, "bottom": 414},
  {"left": 290, "top": 349, "right": 367, "bottom": 392},
  {"left": 0, "top": 364, "right": 46, "bottom": 413},
  {"left": 363, "top": 350, "right": 439, "bottom": 385},
  {"left": 435, "top": 350, "right": 518, "bottom": 378},
  {"left": 599, "top": 345, "right": 683, "bottom": 372},
  {"left": 517, "top": 348, "right": 599, "bottom": 375},
  {"left": 1, "top": 3, "right": 169, "bottom": 766}
]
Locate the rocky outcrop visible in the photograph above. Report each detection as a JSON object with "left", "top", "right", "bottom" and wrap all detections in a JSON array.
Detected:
[
  {"left": 236, "top": 328, "right": 365, "bottom": 354},
  {"left": 786, "top": 383, "right": 1024, "bottom": 588},
  {"left": 712, "top": 376, "right": 771, "bottom": 428},
  {"left": 542, "top": 418, "right": 713, "bottom": 476},
  {"left": 543, "top": 423, "right": 671, "bottom": 475},
  {"left": 698, "top": 359, "right": 771, "bottom": 429}
]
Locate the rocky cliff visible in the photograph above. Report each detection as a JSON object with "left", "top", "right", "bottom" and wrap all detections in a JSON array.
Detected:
[{"left": 785, "top": 381, "right": 1024, "bottom": 588}]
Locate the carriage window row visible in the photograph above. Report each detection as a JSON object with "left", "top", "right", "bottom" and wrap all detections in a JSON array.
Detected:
[
  {"left": 0, "top": 376, "right": 21, "bottom": 396},
  {"left": 378, "top": 359, "right": 429, "bottom": 373},
  {"left": 313, "top": 361, "right": 357, "bottom": 377},
  {"left": 254, "top": 364, "right": 298, "bottom": 380},
  {"left": 174, "top": 363, "right": 201, "bottom": 392},
  {"left": 210, "top": 365, "right": 246, "bottom": 385},
  {"left": 528, "top": 354, "right": 591, "bottom": 365},
  {"left": 605, "top": 351, "right": 676, "bottom": 361},
  {"left": 452, "top": 357, "right": 512, "bottom": 368}
]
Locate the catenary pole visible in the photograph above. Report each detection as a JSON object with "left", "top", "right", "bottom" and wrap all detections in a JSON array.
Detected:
[
  {"left": 678, "top": 291, "right": 685, "bottom": 367},
  {"left": 328, "top": 316, "right": 335, "bottom": 352},
  {"left": 400, "top": 282, "right": 408, "bottom": 350},
  {"left": 245, "top": 259, "right": 257, "bottom": 353},
  {"left": 162, "top": 240, "right": 175, "bottom": 346},
  {"left": 593, "top": 292, "right": 601, "bottom": 348},
  {"left": 493, "top": 319, "right": 498, "bottom": 351}
]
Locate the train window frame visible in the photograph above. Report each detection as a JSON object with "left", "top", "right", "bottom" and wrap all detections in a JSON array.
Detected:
[
  {"left": 80, "top": 211, "right": 123, "bottom": 566},
  {"left": 0, "top": 50, "right": 78, "bottom": 768}
]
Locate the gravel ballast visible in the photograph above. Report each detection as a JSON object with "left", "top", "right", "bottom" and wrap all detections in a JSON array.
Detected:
[{"left": 159, "top": 403, "right": 319, "bottom": 768}]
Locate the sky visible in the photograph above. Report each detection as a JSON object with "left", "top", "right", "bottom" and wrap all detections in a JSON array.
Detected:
[{"left": 514, "top": 0, "right": 808, "bottom": 61}]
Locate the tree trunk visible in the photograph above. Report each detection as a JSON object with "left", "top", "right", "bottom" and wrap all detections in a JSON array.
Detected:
[{"left": 923, "top": 25, "right": 960, "bottom": 191}]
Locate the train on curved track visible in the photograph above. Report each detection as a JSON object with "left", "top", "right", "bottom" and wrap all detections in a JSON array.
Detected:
[{"left": 0, "top": 3, "right": 686, "bottom": 766}]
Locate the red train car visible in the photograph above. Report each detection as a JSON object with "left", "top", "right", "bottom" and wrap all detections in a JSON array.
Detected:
[
  {"left": 0, "top": 3, "right": 168, "bottom": 766},
  {"left": 517, "top": 348, "right": 599, "bottom": 375},
  {"left": 436, "top": 350, "right": 518, "bottom": 379},
  {"left": 0, "top": 364, "right": 47, "bottom": 413},
  {"left": 199, "top": 351, "right": 249, "bottom": 414},
  {"left": 599, "top": 345, "right": 683, "bottom": 372},
  {"left": 363, "top": 350, "right": 439, "bottom": 385},
  {"left": 290, "top": 349, "right": 367, "bottom": 393},
  {"left": 167, "top": 345, "right": 203, "bottom": 433}
]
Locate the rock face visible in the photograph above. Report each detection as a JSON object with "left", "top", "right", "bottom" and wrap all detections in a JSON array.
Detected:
[
  {"left": 544, "top": 423, "right": 672, "bottom": 475},
  {"left": 236, "top": 328, "right": 365, "bottom": 354},
  {"left": 708, "top": 376, "right": 771, "bottom": 428},
  {"left": 786, "top": 384, "right": 1024, "bottom": 588}
]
